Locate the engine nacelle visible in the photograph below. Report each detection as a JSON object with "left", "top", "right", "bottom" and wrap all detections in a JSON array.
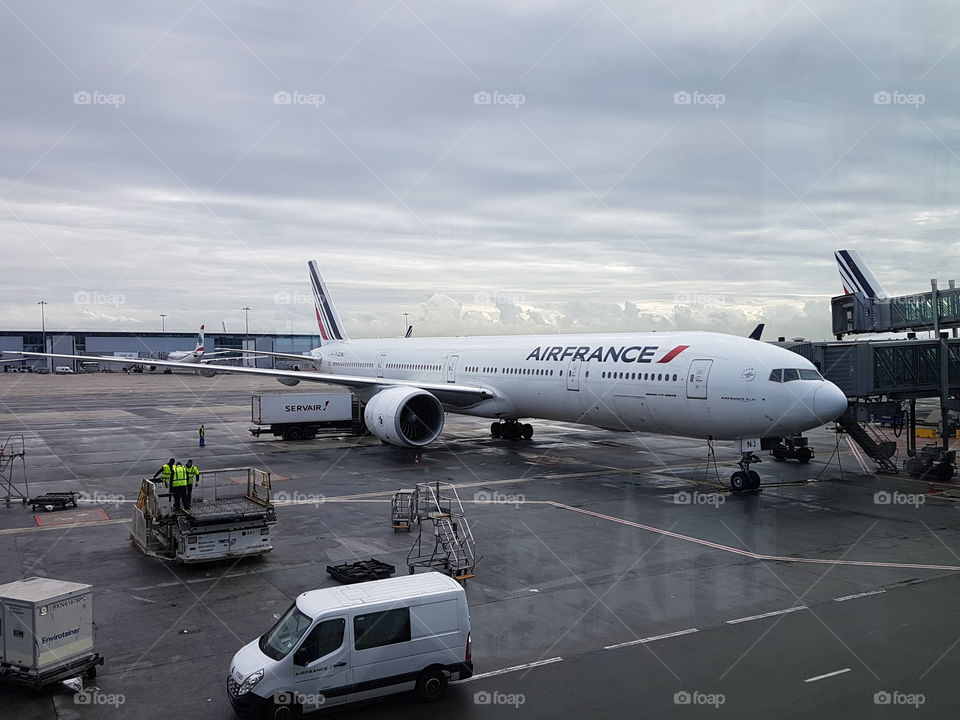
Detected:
[
  {"left": 363, "top": 386, "right": 444, "bottom": 448},
  {"left": 197, "top": 368, "right": 217, "bottom": 378},
  {"left": 276, "top": 377, "right": 301, "bottom": 386}
]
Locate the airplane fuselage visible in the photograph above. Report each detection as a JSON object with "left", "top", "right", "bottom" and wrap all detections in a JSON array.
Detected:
[{"left": 305, "top": 331, "right": 847, "bottom": 441}]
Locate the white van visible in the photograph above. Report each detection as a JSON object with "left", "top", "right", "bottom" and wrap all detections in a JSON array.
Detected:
[
  {"left": 227, "top": 572, "right": 472, "bottom": 718},
  {"left": 54, "top": 366, "right": 74, "bottom": 374}
]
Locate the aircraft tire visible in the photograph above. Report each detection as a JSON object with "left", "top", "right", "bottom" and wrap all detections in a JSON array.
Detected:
[
  {"left": 521, "top": 424, "right": 533, "bottom": 440},
  {"left": 730, "top": 471, "right": 748, "bottom": 491},
  {"left": 491, "top": 422, "right": 501, "bottom": 438},
  {"left": 748, "top": 470, "right": 761, "bottom": 490}
]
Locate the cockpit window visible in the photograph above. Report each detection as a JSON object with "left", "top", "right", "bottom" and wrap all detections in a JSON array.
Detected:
[{"left": 769, "top": 368, "right": 823, "bottom": 382}]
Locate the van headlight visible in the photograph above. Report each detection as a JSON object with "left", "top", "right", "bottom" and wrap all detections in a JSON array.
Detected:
[{"left": 238, "top": 668, "right": 264, "bottom": 695}]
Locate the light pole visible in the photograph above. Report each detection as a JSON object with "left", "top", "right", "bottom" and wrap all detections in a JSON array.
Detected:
[
  {"left": 403, "top": 312, "right": 409, "bottom": 334},
  {"left": 160, "top": 314, "right": 167, "bottom": 333},
  {"left": 37, "top": 300, "right": 48, "bottom": 371},
  {"left": 242, "top": 307, "right": 252, "bottom": 365}
]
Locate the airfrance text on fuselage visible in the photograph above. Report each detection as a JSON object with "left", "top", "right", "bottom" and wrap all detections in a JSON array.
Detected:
[{"left": 525, "top": 345, "right": 688, "bottom": 364}]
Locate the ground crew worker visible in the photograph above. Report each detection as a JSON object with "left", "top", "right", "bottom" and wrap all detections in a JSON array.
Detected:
[
  {"left": 171, "top": 461, "right": 189, "bottom": 511},
  {"left": 152, "top": 458, "right": 176, "bottom": 488},
  {"left": 199, "top": 424, "right": 205, "bottom": 447},
  {"left": 185, "top": 460, "right": 200, "bottom": 506}
]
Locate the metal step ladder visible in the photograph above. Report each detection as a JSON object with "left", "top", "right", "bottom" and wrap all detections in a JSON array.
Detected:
[
  {"left": 836, "top": 410, "right": 899, "bottom": 473},
  {"left": 406, "top": 481, "right": 477, "bottom": 581},
  {"left": 390, "top": 489, "right": 417, "bottom": 532},
  {"left": 0, "top": 434, "right": 28, "bottom": 505}
]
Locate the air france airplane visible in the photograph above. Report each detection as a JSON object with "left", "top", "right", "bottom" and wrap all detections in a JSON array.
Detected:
[{"left": 5, "top": 263, "right": 848, "bottom": 490}]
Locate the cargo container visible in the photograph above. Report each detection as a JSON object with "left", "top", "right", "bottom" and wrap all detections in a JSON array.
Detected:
[{"left": 0, "top": 577, "right": 102, "bottom": 687}]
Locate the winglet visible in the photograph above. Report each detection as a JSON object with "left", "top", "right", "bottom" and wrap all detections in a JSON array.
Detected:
[
  {"left": 405, "top": 325, "right": 413, "bottom": 338},
  {"left": 835, "top": 249, "right": 889, "bottom": 300},
  {"left": 748, "top": 323, "right": 764, "bottom": 340},
  {"left": 308, "top": 261, "right": 349, "bottom": 342}
]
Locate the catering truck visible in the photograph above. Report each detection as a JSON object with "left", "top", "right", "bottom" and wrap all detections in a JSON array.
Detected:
[
  {"left": 249, "top": 392, "right": 365, "bottom": 441},
  {"left": 0, "top": 577, "right": 102, "bottom": 687},
  {"left": 227, "top": 572, "right": 472, "bottom": 718}
]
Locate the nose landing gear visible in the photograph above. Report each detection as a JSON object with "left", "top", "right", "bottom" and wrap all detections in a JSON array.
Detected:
[{"left": 730, "top": 452, "right": 762, "bottom": 491}]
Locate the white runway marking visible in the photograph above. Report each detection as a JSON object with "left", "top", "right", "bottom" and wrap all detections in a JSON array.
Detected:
[
  {"left": 804, "top": 668, "right": 851, "bottom": 683},
  {"left": 456, "top": 657, "right": 563, "bottom": 683},
  {"left": 726, "top": 606, "right": 807, "bottom": 624},
  {"left": 834, "top": 589, "right": 886, "bottom": 602},
  {"left": 604, "top": 627, "right": 699, "bottom": 650}
]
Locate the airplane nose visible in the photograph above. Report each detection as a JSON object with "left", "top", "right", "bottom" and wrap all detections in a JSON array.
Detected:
[{"left": 814, "top": 383, "right": 848, "bottom": 423}]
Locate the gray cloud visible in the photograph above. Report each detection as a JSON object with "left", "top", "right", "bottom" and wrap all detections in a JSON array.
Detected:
[{"left": 1, "top": 1, "right": 958, "bottom": 340}]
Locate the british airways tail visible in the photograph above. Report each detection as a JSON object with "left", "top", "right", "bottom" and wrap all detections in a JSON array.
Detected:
[
  {"left": 308, "top": 261, "right": 350, "bottom": 343},
  {"left": 835, "top": 249, "right": 889, "bottom": 300}
]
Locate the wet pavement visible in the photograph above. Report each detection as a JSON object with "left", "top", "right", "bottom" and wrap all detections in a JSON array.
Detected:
[{"left": 0, "top": 372, "right": 958, "bottom": 719}]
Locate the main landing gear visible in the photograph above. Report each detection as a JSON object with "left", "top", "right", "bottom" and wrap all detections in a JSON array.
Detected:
[
  {"left": 730, "top": 451, "right": 762, "bottom": 492},
  {"left": 490, "top": 420, "right": 533, "bottom": 441}
]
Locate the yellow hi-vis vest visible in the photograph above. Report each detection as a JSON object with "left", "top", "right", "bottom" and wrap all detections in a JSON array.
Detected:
[
  {"left": 172, "top": 465, "right": 188, "bottom": 487},
  {"left": 186, "top": 466, "right": 199, "bottom": 485},
  {"left": 160, "top": 464, "right": 173, "bottom": 481}
]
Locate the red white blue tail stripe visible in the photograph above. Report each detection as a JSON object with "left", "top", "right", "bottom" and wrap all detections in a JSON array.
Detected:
[{"left": 309, "top": 261, "right": 349, "bottom": 343}]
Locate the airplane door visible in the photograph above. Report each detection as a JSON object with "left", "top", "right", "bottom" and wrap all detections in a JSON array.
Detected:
[
  {"left": 445, "top": 354, "right": 459, "bottom": 383},
  {"left": 566, "top": 360, "right": 581, "bottom": 391},
  {"left": 376, "top": 353, "right": 386, "bottom": 378},
  {"left": 686, "top": 359, "right": 712, "bottom": 399}
]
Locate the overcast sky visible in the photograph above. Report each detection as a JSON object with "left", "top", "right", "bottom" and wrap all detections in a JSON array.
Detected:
[{"left": 0, "top": 1, "right": 957, "bottom": 341}]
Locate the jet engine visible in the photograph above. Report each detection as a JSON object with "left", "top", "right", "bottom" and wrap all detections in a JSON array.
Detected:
[
  {"left": 197, "top": 368, "right": 217, "bottom": 378},
  {"left": 276, "top": 377, "right": 300, "bottom": 386},
  {"left": 363, "top": 386, "right": 444, "bottom": 447}
]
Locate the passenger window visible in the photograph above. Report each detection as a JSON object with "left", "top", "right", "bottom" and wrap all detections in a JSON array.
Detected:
[
  {"left": 783, "top": 368, "right": 800, "bottom": 382},
  {"left": 294, "top": 618, "right": 345, "bottom": 666},
  {"left": 768, "top": 369, "right": 782, "bottom": 382},
  {"left": 354, "top": 608, "right": 411, "bottom": 651}
]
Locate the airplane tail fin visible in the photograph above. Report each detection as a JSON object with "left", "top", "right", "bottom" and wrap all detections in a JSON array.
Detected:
[
  {"left": 748, "top": 323, "right": 764, "bottom": 340},
  {"left": 835, "top": 249, "right": 889, "bottom": 300},
  {"left": 308, "top": 261, "right": 349, "bottom": 343},
  {"left": 195, "top": 325, "right": 205, "bottom": 353},
  {"left": 405, "top": 325, "right": 413, "bottom": 338}
]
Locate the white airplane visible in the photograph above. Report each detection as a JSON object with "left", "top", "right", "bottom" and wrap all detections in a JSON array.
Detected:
[
  {"left": 167, "top": 325, "right": 207, "bottom": 364},
  {"left": 4, "top": 262, "right": 848, "bottom": 490}
]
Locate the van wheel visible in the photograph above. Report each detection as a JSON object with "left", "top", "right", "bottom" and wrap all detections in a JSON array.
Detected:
[
  {"left": 260, "top": 697, "right": 300, "bottom": 720},
  {"left": 415, "top": 668, "right": 447, "bottom": 702}
]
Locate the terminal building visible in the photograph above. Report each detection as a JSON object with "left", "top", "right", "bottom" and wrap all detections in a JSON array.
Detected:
[{"left": 0, "top": 330, "right": 321, "bottom": 371}]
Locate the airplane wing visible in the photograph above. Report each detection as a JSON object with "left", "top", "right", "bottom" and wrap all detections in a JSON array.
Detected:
[
  {"left": 3, "top": 350, "right": 494, "bottom": 406},
  {"left": 211, "top": 348, "right": 318, "bottom": 364}
]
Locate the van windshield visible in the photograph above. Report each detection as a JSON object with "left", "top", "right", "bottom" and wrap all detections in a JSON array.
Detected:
[{"left": 259, "top": 603, "right": 312, "bottom": 661}]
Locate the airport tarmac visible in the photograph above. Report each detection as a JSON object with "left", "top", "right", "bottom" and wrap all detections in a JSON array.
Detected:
[{"left": 1, "top": 372, "right": 959, "bottom": 718}]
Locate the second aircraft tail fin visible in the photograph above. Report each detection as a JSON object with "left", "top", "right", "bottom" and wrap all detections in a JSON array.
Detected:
[
  {"left": 835, "top": 249, "right": 889, "bottom": 300},
  {"left": 195, "top": 325, "right": 205, "bottom": 353}
]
